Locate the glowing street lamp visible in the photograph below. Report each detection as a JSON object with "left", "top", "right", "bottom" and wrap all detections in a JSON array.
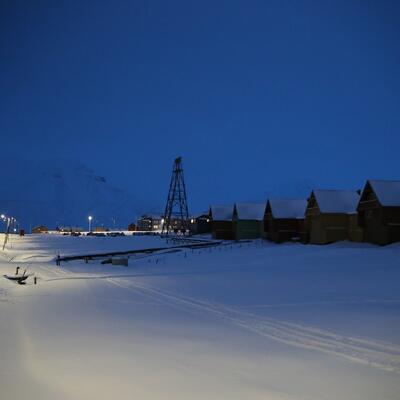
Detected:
[
  {"left": 88, "top": 216, "right": 93, "bottom": 232},
  {"left": 0, "top": 215, "right": 5, "bottom": 233}
]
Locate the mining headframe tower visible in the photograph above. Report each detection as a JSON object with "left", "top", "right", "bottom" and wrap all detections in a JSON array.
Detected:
[{"left": 161, "top": 157, "right": 190, "bottom": 235}]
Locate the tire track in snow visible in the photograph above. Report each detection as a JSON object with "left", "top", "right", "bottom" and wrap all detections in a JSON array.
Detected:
[{"left": 106, "top": 277, "right": 400, "bottom": 374}]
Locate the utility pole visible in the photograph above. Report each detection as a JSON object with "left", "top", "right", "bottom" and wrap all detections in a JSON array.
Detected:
[
  {"left": 162, "top": 157, "right": 190, "bottom": 235},
  {"left": 2, "top": 217, "right": 11, "bottom": 251}
]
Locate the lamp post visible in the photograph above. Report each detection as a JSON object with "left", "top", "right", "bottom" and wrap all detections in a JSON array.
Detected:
[
  {"left": 88, "top": 216, "right": 92, "bottom": 232},
  {"left": 0, "top": 215, "right": 5, "bottom": 233}
]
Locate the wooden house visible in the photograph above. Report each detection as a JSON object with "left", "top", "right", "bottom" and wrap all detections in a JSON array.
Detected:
[
  {"left": 137, "top": 215, "right": 163, "bottom": 231},
  {"left": 348, "top": 213, "right": 363, "bottom": 242},
  {"left": 128, "top": 222, "right": 137, "bottom": 231},
  {"left": 305, "top": 190, "right": 360, "bottom": 244},
  {"left": 57, "top": 226, "right": 83, "bottom": 233},
  {"left": 189, "top": 214, "right": 211, "bottom": 235},
  {"left": 357, "top": 180, "right": 400, "bottom": 245},
  {"left": 232, "top": 203, "right": 266, "bottom": 240},
  {"left": 32, "top": 225, "right": 49, "bottom": 234},
  {"left": 264, "top": 199, "right": 307, "bottom": 243},
  {"left": 210, "top": 205, "right": 234, "bottom": 240}
]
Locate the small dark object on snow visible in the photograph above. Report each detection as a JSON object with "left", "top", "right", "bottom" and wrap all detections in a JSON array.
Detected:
[
  {"left": 4, "top": 272, "right": 32, "bottom": 284},
  {"left": 111, "top": 257, "right": 128, "bottom": 266}
]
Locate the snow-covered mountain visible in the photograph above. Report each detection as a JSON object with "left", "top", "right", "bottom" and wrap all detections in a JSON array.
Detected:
[{"left": 0, "top": 158, "right": 144, "bottom": 230}]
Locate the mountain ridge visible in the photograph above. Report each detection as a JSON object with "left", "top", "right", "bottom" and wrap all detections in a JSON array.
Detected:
[{"left": 0, "top": 158, "right": 146, "bottom": 230}]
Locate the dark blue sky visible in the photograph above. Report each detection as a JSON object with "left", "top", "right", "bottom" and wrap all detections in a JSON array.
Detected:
[{"left": 1, "top": 0, "right": 399, "bottom": 212}]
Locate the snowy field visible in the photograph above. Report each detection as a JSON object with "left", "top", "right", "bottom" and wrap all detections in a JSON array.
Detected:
[{"left": 1, "top": 234, "right": 400, "bottom": 400}]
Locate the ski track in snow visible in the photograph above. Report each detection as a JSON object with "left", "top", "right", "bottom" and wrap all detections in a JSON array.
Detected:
[
  {"left": 6, "top": 256, "right": 400, "bottom": 375},
  {"left": 106, "top": 277, "right": 400, "bottom": 374},
  {"left": 35, "top": 264, "right": 73, "bottom": 279},
  {"left": 242, "top": 299, "right": 400, "bottom": 308}
]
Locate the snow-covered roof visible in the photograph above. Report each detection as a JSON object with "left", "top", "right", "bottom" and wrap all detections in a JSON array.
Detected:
[
  {"left": 268, "top": 199, "right": 307, "bottom": 219},
  {"left": 235, "top": 203, "right": 266, "bottom": 220},
  {"left": 313, "top": 190, "right": 360, "bottom": 214},
  {"left": 210, "top": 205, "right": 234, "bottom": 221},
  {"left": 368, "top": 180, "right": 400, "bottom": 207}
]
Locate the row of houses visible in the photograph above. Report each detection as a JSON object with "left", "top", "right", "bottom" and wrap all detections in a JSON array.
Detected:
[
  {"left": 136, "top": 214, "right": 211, "bottom": 234},
  {"left": 210, "top": 180, "right": 400, "bottom": 246}
]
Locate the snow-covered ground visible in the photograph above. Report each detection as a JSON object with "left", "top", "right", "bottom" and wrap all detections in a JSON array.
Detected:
[{"left": 1, "top": 234, "right": 399, "bottom": 400}]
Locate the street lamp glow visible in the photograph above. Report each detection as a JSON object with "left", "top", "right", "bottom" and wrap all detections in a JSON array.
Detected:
[{"left": 88, "top": 216, "right": 93, "bottom": 232}]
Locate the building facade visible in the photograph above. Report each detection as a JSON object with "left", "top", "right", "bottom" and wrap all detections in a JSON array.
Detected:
[
  {"left": 264, "top": 199, "right": 307, "bottom": 243},
  {"left": 32, "top": 225, "right": 49, "bottom": 234},
  {"left": 136, "top": 215, "right": 164, "bottom": 231},
  {"left": 189, "top": 214, "right": 211, "bottom": 234},
  {"left": 210, "top": 205, "right": 234, "bottom": 240},
  {"left": 357, "top": 180, "right": 400, "bottom": 245},
  {"left": 232, "top": 203, "right": 266, "bottom": 240},
  {"left": 305, "top": 190, "right": 360, "bottom": 244}
]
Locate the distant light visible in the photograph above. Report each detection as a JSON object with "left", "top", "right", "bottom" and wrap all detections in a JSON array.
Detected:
[
  {"left": 206, "top": 219, "right": 210, "bottom": 223},
  {"left": 161, "top": 218, "right": 164, "bottom": 223},
  {"left": 190, "top": 219, "right": 194, "bottom": 223},
  {"left": 13, "top": 228, "right": 17, "bottom": 232},
  {"left": 1, "top": 214, "right": 5, "bottom": 219},
  {"left": 88, "top": 216, "right": 92, "bottom": 221}
]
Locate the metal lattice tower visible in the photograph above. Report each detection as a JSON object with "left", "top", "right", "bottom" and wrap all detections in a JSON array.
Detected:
[{"left": 162, "top": 157, "right": 190, "bottom": 235}]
